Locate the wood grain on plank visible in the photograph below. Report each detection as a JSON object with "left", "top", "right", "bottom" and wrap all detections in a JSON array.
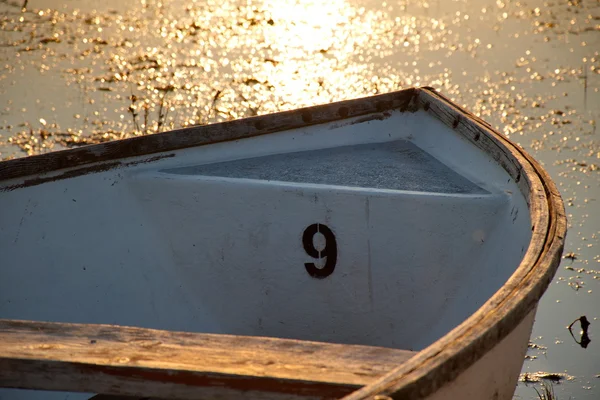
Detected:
[{"left": 0, "top": 319, "right": 416, "bottom": 399}]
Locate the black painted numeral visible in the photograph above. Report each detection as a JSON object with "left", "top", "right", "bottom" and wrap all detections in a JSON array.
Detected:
[{"left": 302, "top": 223, "right": 337, "bottom": 279}]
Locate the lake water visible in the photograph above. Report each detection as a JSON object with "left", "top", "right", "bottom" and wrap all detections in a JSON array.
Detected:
[{"left": 0, "top": 0, "right": 598, "bottom": 398}]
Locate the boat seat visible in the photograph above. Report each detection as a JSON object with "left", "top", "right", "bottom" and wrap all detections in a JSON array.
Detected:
[
  {"left": 0, "top": 319, "right": 417, "bottom": 400},
  {"left": 85, "top": 341, "right": 417, "bottom": 399}
]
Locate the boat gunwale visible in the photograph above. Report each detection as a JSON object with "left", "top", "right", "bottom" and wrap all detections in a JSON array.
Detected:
[
  {"left": 0, "top": 87, "right": 566, "bottom": 399},
  {"left": 0, "top": 88, "right": 417, "bottom": 190},
  {"left": 342, "top": 88, "right": 566, "bottom": 399}
]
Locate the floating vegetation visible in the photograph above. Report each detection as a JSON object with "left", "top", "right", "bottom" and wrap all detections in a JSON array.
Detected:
[
  {"left": 564, "top": 252, "right": 578, "bottom": 261},
  {"left": 534, "top": 382, "right": 558, "bottom": 400},
  {"left": 520, "top": 371, "right": 575, "bottom": 384},
  {"left": 525, "top": 340, "right": 548, "bottom": 362}
]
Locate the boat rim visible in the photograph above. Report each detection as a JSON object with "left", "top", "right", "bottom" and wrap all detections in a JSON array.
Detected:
[
  {"left": 341, "top": 89, "right": 566, "bottom": 399},
  {"left": 0, "top": 87, "right": 567, "bottom": 399}
]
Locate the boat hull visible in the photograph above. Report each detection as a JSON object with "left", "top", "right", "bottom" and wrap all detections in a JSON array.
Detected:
[
  {"left": 0, "top": 88, "right": 566, "bottom": 400},
  {"left": 427, "top": 309, "right": 535, "bottom": 400}
]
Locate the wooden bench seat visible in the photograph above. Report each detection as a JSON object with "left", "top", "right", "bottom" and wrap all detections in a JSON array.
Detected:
[{"left": 0, "top": 319, "right": 417, "bottom": 400}]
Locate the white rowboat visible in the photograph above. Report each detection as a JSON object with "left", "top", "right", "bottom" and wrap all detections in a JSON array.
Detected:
[{"left": 0, "top": 87, "right": 566, "bottom": 400}]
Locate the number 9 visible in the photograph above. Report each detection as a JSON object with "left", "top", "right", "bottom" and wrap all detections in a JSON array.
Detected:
[{"left": 302, "top": 223, "right": 338, "bottom": 279}]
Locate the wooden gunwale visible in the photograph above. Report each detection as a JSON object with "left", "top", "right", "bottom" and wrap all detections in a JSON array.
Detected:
[
  {"left": 342, "top": 88, "right": 566, "bottom": 399},
  {"left": 0, "top": 87, "right": 566, "bottom": 399},
  {"left": 0, "top": 89, "right": 417, "bottom": 188}
]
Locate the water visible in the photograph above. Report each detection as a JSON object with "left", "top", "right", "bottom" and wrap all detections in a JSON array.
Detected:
[{"left": 0, "top": 0, "right": 598, "bottom": 398}]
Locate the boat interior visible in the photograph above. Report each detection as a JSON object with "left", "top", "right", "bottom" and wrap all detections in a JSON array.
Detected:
[{"left": 0, "top": 106, "right": 532, "bottom": 399}]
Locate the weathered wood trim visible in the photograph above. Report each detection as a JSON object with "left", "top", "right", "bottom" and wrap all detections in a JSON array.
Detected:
[
  {"left": 0, "top": 89, "right": 416, "bottom": 185},
  {"left": 341, "top": 88, "right": 566, "bottom": 400},
  {"left": 0, "top": 319, "right": 416, "bottom": 399}
]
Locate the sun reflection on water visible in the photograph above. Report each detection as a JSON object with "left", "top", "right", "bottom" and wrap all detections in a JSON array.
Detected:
[{"left": 0, "top": 0, "right": 457, "bottom": 156}]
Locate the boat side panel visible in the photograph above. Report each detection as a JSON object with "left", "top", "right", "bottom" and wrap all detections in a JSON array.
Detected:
[
  {"left": 424, "top": 308, "right": 536, "bottom": 400},
  {"left": 0, "top": 173, "right": 205, "bottom": 333},
  {"left": 130, "top": 174, "right": 527, "bottom": 351}
]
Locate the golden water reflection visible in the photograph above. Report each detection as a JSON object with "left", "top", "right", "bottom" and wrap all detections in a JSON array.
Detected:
[{"left": 0, "top": 0, "right": 455, "bottom": 154}]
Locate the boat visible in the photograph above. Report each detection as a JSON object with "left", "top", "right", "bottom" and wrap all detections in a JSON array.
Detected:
[{"left": 0, "top": 87, "right": 566, "bottom": 400}]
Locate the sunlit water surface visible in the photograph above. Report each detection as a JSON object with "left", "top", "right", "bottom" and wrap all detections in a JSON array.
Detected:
[{"left": 0, "top": 0, "right": 598, "bottom": 398}]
